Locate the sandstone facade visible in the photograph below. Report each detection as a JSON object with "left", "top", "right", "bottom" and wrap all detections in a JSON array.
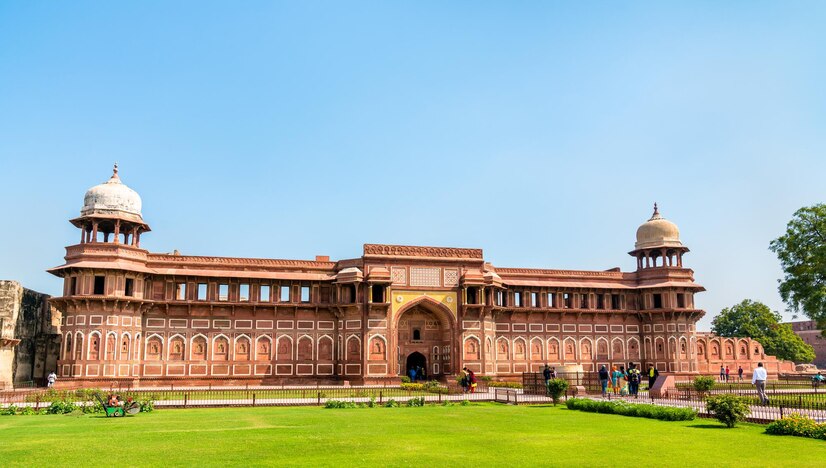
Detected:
[{"left": 47, "top": 167, "right": 795, "bottom": 387}]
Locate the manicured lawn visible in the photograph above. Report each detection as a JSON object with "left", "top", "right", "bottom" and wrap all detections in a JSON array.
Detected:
[{"left": 1, "top": 404, "right": 824, "bottom": 466}]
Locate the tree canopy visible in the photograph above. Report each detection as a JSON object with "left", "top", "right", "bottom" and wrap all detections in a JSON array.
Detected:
[
  {"left": 769, "top": 203, "right": 826, "bottom": 331},
  {"left": 711, "top": 299, "right": 815, "bottom": 363}
]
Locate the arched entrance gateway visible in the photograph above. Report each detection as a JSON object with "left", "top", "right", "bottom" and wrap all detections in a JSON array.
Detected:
[{"left": 395, "top": 298, "right": 454, "bottom": 379}]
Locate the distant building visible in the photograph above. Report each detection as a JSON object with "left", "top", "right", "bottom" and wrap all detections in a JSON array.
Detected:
[
  {"left": 788, "top": 320, "right": 825, "bottom": 369},
  {"left": 0, "top": 281, "right": 61, "bottom": 388},
  {"left": 47, "top": 166, "right": 794, "bottom": 387}
]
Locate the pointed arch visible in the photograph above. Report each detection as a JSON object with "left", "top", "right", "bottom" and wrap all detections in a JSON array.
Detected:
[
  {"left": 596, "top": 337, "right": 609, "bottom": 360},
  {"left": 513, "top": 336, "right": 527, "bottom": 360},
  {"left": 496, "top": 336, "right": 510, "bottom": 360},
  {"left": 345, "top": 334, "right": 360, "bottom": 361},
  {"left": 168, "top": 333, "right": 186, "bottom": 361},
  {"left": 579, "top": 337, "right": 594, "bottom": 361},
  {"left": 277, "top": 334, "right": 294, "bottom": 361},
  {"left": 367, "top": 334, "right": 386, "bottom": 361},
  {"left": 546, "top": 337, "right": 560, "bottom": 361},
  {"left": 120, "top": 331, "right": 132, "bottom": 360},
  {"left": 654, "top": 337, "right": 665, "bottom": 359},
  {"left": 105, "top": 331, "right": 117, "bottom": 361},
  {"left": 485, "top": 336, "right": 493, "bottom": 360},
  {"left": 627, "top": 336, "right": 641, "bottom": 360},
  {"left": 133, "top": 333, "right": 142, "bottom": 361},
  {"left": 190, "top": 333, "right": 208, "bottom": 360},
  {"left": 297, "top": 334, "right": 314, "bottom": 361},
  {"left": 563, "top": 337, "right": 577, "bottom": 361},
  {"left": 212, "top": 334, "right": 230, "bottom": 361},
  {"left": 235, "top": 334, "right": 252, "bottom": 361},
  {"left": 75, "top": 331, "right": 85, "bottom": 360},
  {"left": 463, "top": 335, "right": 481, "bottom": 360},
  {"left": 255, "top": 335, "right": 273, "bottom": 361},
  {"left": 64, "top": 332, "right": 73, "bottom": 360},
  {"left": 529, "top": 336, "right": 544, "bottom": 361},
  {"left": 145, "top": 333, "right": 163, "bottom": 361},
  {"left": 88, "top": 331, "right": 102, "bottom": 361},
  {"left": 317, "top": 335, "right": 334, "bottom": 360},
  {"left": 611, "top": 337, "right": 625, "bottom": 360}
]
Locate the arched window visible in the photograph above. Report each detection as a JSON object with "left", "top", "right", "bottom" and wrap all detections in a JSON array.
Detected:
[{"left": 64, "top": 333, "right": 73, "bottom": 360}]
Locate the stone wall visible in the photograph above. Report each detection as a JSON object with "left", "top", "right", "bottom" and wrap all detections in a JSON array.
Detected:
[{"left": 0, "top": 280, "right": 61, "bottom": 388}]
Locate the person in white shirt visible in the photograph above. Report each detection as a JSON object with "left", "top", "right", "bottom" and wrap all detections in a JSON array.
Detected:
[
  {"left": 751, "top": 362, "right": 769, "bottom": 405},
  {"left": 47, "top": 371, "right": 56, "bottom": 388}
]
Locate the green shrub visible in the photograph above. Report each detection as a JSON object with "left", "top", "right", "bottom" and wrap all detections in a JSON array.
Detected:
[
  {"left": 565, "top": 398, "right": 696, "bottom": 421},
  {"left": 705, "top": 394, "right": 749, "bottom": 428},
  {"left": 139, "top": 400, "right": 154, "bottom": 413},
  {"left": 46, "top": 400, "right": 77, "bottom": 415},
  {"left": 546, "top": 378, "right": 569, "bottom": 405},
  {"left": 400, "top": 383, "right": 425, "bottom": 392},
  {"left": 693, "top": 376, "right": 716, "bottom": 394},
  {"left": 324, "top": 400, "right": 357, "bottom": 409},
  {"left": 479, "top": 375, "right": 493, "bottom": 382},
  {"left": 766, "top": 414, "right": 826, "bottom": 440},
  {"left": 406, "top": 397, "right": 426, "bottom": 407},
  {"left": 460, "top": 399, "right": 469, "bottom": 406},
  {"left": 1, "top": 405, "right": 18, "bottom": 415},
  {"left": 384, "top": 399, "right": 399, "bottom": 408},
  {"left": 487, "top": 381, "right": 523, "bottom": 389},
  {"left": 400, "top": 376, "right": 411, "bottom": 384}
]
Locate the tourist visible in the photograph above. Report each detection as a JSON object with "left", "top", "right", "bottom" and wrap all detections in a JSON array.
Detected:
[
  {"left": 460, "top": 367, "right": 470, "bottom": 393},
  {"left": 598, "top": 365, "right": 610, "bottom": 397},
  {"left": 47, "top": 371, "right": 56, "bottom": 388},
  {"left": 725, "top": 365, "right": 730, "bottom": 382},
  {"left": 647, "top": 364, "right": 659, "bottom": 390},
  {"left": 469, "top": 370, "right": 478, "bottom": 393},
  {"left": 719, "top": 365, "right": 725, "bottom": 382},
  {"left": 811, "top": 371, "right": 824, "bottom": 388},
  {"left": 610, "top": 366, "right": 624, "bottom": 395},
  {"left": 550, "top": 366, "right": 557, "bottom": 379},
  {"left": 543, "top": 364, "right": 552, "bottom": 386},
  {"left": 752, "top": 362, "right": 769, "bottom": 405},
  {"left": 409, "top": 367, "right": 417, "bottom": 382},
  {"left": 618, "top": 365, "right": 629, "bottom": 396},
  {"left": 738, "top": 366, "right": 744, "bottom": 381},
  {"left": 627, "top": 363, "right": 640, "bottom": 397}
]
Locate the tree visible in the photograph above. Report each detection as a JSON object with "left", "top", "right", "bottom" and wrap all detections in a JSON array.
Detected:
[
  {"left": 769, "top": 204, "right": 826, "bottom": 332},
  {"left": 711, "top": 299, "right": 815, "bottom": 363}
]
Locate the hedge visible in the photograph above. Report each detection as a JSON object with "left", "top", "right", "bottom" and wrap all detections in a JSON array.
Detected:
[{"left": 565, "top": 398, "right": 696, "bottom": 421}]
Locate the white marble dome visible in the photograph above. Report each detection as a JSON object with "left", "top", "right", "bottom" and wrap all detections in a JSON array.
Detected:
[
  {"left": 81, "top": 165, "right": 143, "bottom": 218},
  {"left": 635, "top": 204, "right": 682, "bottom": 249}
]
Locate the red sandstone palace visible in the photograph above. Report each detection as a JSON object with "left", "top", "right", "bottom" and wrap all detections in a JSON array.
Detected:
[{"left": 48, "top": 167, "right": 793, "bottom": 386}]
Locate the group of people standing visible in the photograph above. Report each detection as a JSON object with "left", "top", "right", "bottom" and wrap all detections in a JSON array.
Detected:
[
  {"left": 598, "top": 363, "right": 654, "bottom": 398},
  {"left": 718, "top": 364, "right": 745, "bottom": 382}
]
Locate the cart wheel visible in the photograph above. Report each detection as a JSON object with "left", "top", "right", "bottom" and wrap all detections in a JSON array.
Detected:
[{"left": 113, "top": 411, "right": 122, "bottom": 417}]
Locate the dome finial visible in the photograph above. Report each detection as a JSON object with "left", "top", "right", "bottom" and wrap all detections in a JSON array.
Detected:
[
  {"left": 113, "top": 162, "right": 119, "bottom": 177},
  {"left": 653, "top": 202, "right": 659, "bottom": 216}
]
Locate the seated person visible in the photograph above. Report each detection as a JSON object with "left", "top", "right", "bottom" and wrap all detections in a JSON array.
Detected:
[{"left": 107, "top": 394, "right": 123, "bottom": 407}]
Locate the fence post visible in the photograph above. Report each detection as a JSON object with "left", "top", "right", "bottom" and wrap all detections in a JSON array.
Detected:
[
  {"left": 379, "top": 391, "right": 383, "bottom": 404},
  {"left": 317, "top": 392, "right": 321, "bottom": 406},
  {"left": 780, "top": 405, "right": 784, "bottom": 419},
  {"left": 252, "top": 393, "right": 256, "bottom": 407},
  {"left": 438, "top": 391, "right": 441, "bottom": 403},
  {"left": 35, "top": 395, "right": 40, "bottom": 411}
]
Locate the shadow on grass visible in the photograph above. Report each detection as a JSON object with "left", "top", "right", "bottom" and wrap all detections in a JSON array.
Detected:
[{"left": 687, "top": 424, "right": 729, "bottom": 429}]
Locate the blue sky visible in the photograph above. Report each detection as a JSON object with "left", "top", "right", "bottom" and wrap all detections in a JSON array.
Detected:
[{"left": 1, "top": 2, "right": 824, "bottom": 330}]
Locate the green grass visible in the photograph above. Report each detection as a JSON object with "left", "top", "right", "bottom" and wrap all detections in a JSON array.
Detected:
[{"left": 1, "top": 404, "right": 824, "bottom": 467}]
